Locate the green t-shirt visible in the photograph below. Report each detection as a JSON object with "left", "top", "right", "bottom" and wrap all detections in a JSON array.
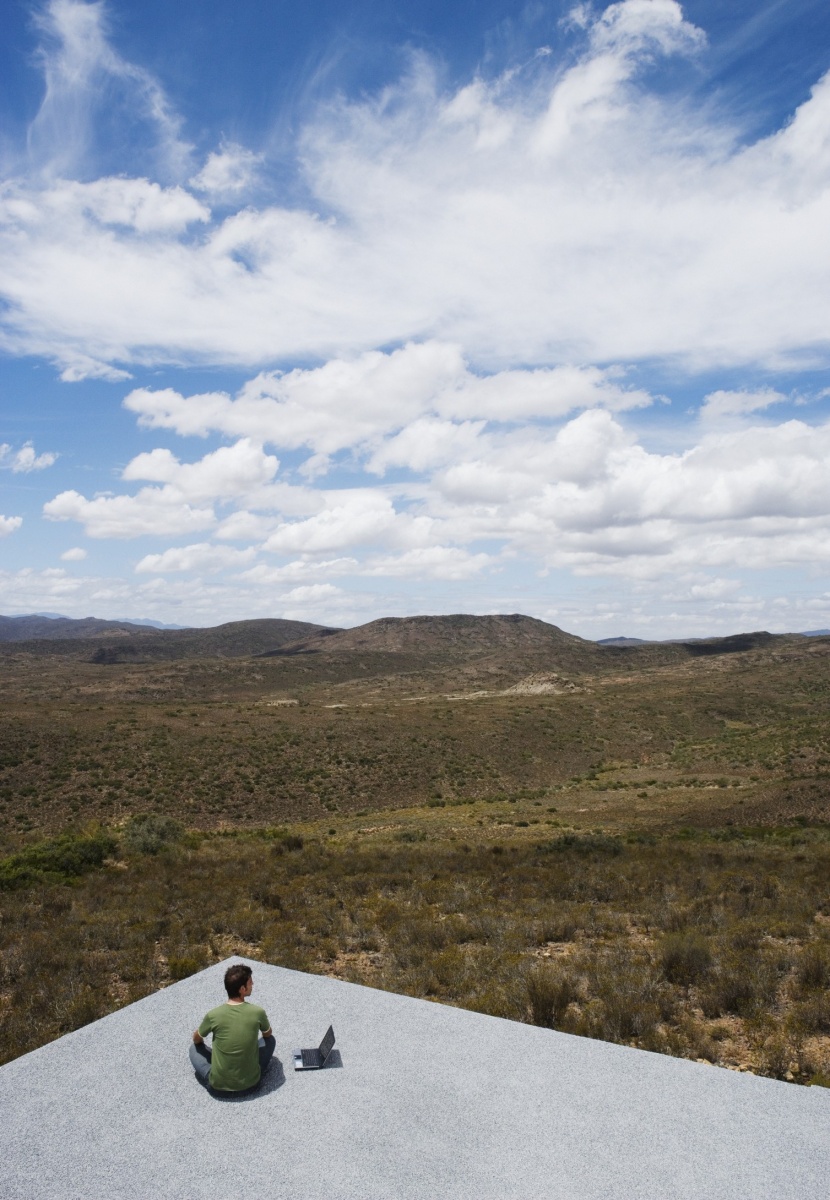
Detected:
[{"left": 198, "top": 1001, "right": 271, "bottom": 1091}]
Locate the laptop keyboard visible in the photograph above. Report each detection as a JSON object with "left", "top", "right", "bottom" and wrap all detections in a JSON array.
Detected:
[{"left": 301, "top": 1049, "right": 320, "bottom": 1068}]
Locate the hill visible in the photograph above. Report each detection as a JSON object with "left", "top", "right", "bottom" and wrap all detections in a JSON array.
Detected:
[
  {"left": 0, "top": 618, "right": 338, "bottom": 662},
  {"left": 257, "top": 614, "right": 788, "bottom": 695},
  {"left": 0, "top": 615, "right": 168, "bottom": 642}
]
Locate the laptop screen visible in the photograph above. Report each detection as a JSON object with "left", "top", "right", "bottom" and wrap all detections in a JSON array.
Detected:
[{"left": 319, "top": 1025, "right": 335, "bottom": 1062}]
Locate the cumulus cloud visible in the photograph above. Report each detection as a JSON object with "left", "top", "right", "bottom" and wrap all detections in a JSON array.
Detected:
[
  {"left": 122, "top": 439, "right": 279, "bottom": 500},
  {"left": 190, "top": 142, "right": 263, "bottom": 197},
  {"left": 262, "top": 491, "right": 432, "bottom": 556},
  {"left": 0, "top": 564, "right": 374, "bottom": 628},
  {"left": 362, "top": 547, "right": 493, "bottom": 580},
  {"left": 9, "top": 2, "right": 830, "bottom": 637},
  {"left": 135, "top": 542, "right": 257, "bottom": 574},
  {"left": 43, "top": 439, "right": 279, "bottom": 538},
  {"left": 240, "top": 558, "right": 359, "bottom": 586},
  {"left": 0, "top": 515, "right": 23, "bottom": 536},
  {"left": 420, "top": 412, "right": 830, "bottom": 579},
  {"left": 43, "top": 487, "right": 216, "bottom": 539},
  {"left": 123, "top": 342, "right": 653, "bottom": 463},
  {"left": 60, "top": 546, "right": 87, "bottom": 561},
  {"left": 0, "top": 441, "right": 58, "bottom": 472},
  {"left": 3, "top": 1, "right": 830, "bottom": 375},
  {"left": 700, "top": 388, "right": 788, "bottom": 421}
]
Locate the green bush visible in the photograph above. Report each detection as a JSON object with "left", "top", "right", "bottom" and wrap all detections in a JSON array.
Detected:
[
  {"left": 540, "top": 832, "right": 624, "bottom": 856},
  {"left": 123, "top": 814, "right": 183, "bottom": 855},
  {"left": 0, "top": 830, "right": 117, "bottom": 889}
]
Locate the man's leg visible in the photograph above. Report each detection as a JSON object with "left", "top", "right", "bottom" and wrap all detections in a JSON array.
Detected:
[
  {"left": 258, "top": 1034, "right": 276, "bottom": 1075},
  {"left": 189, "top": 1041, "right": 212, "bottom": 1086}
]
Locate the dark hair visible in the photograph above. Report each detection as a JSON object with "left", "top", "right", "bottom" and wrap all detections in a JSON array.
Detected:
[{"left": 224, "top": 963, "right": 252, "bottom": 998}]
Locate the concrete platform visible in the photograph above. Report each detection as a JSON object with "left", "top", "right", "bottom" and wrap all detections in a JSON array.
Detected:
[{"left": 0, "top": 958, "right": 827, "bottom": 1199}]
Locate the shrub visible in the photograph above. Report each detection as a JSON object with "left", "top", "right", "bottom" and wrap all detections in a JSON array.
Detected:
[
  {"left": 526, "top": 963, "right": 581, "bottom": 1028},
  {"left": 791, "top": 992, "right": 830, "bottom": 1035},
  {"left": 540, "top": 833, "right": 624, "bottom": 857},
  {"left": 0, "top": 831, "right": 117, "bottom": 889},
  {"left": 660, "top": 932, "right": 713, "bottom": 985},
  {"left": 582, "top": 949, "right": 665, "bottom": 1042},
  {"left": 700, "top": 954, "right": 778, "bottom": 1018},
  {"left": 794, "top": 942, "right": 830, "bottom": 994},
  {"left": 123, "top": 814, "right": 183, "bottom": 856},
  {"left": 168, "top": 954, "right": 205, "bottom": 981}
]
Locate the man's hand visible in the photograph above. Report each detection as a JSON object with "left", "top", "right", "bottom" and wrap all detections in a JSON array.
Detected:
[
  {"left": 192, "top": 1030, "right": 204, "bottom": 1045},
  {"left": 262, "top": 1027, "right": 272, "bottom": 1039}
]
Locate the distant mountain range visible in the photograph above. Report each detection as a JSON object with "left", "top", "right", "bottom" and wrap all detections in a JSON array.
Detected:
[
  {"left": 0, "top": 615, "right": 335, "bottom": 659},
  {"left": 0, "top": 612, "right": 811, "bottom": 690},
  {"left": 29, "top": 613, "right": 185, "bottom": 630}
]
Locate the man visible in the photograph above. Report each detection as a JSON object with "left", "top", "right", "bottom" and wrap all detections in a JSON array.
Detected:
[{"left": 189, "top": 963, "right": 275, "bottom": 1094}]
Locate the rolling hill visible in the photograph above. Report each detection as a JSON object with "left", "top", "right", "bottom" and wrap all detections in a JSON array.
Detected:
[{"left": 0, "top": 617, "right": 338, "bottom": 661}]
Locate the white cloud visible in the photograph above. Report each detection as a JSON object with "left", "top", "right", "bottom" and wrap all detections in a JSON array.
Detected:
[
  {"left": 0, "top": 515, "right": 23, "bottom": 536},
  {"left": 43, "top": 487, "right": 216, "bottom": 539},
  {"left": 43, "top": 439, "right": 279, "bottom": 538},
  {"left": 8, "top": 1, "right": 830, "bottom": 638},
  {"left": 700, "top": 388, "right": 788, "bottom": 421},
  {"left": 366, "top": 418, "right": 486, "bottom": 475},
  {"left": 0, "top": 441, "right": 58, "bottom": 472},
  {"left": 3, "top": 2, "right": 830, "bottom": 374},
  {"left": 60, "top": 546, "right": 87, "bottom": 561},
  {"left": 123, "top": 343, "right": 653, "bottom": 463},
  {"left": 262, "top": 491, "right": 429, "bottom": 556},
  {"left": 363, "top": 547, "right": 493, "bottom": 580},
  {"left": 135, "top": 542, "right": 257, "bottom": 574},
  {"left": 422, "top": 412, "right": 830, "bottom": 579},
  {"left": 58, "top": 355, "right": 132, "bottom": 383},
  {"left": 30, "top": 178, "right": 209, "bottom": 234},
  {"left": 0, "top": 565, "right": 375, "bottom": 629},
  {"left": 191, "top": 142, "right": 263, "bottom": 197},
  {"left": 280, "top": 583, "right": 343, "bottom": 603},
  {"left": 122, "top": 439, "right": 279, "bottom": 501},
  {"left": 240, "top": 557, "right": 359, "bottom": 586},
  {"left": 28, "top": 0, "right": 192, "bottom": 180}
]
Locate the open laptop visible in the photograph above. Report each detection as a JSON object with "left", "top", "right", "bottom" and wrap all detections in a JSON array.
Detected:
[{"left": 293, "top": 1025, "right": 336, "bottom": 1071}]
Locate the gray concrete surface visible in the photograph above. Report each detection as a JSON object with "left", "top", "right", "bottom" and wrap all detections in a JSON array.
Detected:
[{"left": 0, "top": 958, "right": 827, "bottom": 1199}]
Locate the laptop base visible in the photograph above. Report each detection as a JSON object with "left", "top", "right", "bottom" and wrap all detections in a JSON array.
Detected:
[{"left": 293, "top": 1050, "right": 323, "bottom": 1071}]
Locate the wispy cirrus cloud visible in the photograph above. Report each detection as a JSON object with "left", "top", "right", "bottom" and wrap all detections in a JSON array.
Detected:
[
  {"left": 8, "top": 1, "right": 830, "bottom": 638},
  {"left": 2, "top": 1, "right": 830, "bottom": 379},
  {"left": 27, "top": 0, "right": 192, "bottom": 180}
]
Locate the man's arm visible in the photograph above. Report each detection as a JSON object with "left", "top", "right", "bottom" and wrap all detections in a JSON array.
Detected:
[
  {"left": 193, "top": 1029, "right": 204, "bottom": 1045},
  {"left": 261, "top": 1026, "right": 272, "bottom": 1039}
]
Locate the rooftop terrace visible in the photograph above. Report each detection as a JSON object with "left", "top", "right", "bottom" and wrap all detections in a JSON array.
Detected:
[{"left": 0, "top": 958, "right": 827, "bottom": 1198}]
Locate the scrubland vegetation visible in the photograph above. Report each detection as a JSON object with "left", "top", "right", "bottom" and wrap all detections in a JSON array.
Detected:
[
  {"left": 2, "top": 813, "right": 830, "bottom": 1085},
  {"left": 1, "top": 619, "right": 830, "bottom": 1085}
]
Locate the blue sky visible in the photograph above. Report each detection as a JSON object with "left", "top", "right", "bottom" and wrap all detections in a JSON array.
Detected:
[{"left": 2, "top": 0, "right": 830, "bottom": 637}]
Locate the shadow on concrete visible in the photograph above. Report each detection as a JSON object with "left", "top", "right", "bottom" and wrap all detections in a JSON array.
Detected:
[{"left": 202, "top": 1057, "right": 286, "bottom": 1102}]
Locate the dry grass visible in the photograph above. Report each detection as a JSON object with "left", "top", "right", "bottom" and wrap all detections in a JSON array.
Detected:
[
  {"left": 2, "top": 817, "right": 830, "bottom": 1086},
  {"left": 2, "top": 632, "right": 830, "bottom": 1086}
]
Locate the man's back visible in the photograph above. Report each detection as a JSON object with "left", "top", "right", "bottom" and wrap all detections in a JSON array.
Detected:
[{"left": 198, "top": 1001, "right": 270, "bottom": 1091}]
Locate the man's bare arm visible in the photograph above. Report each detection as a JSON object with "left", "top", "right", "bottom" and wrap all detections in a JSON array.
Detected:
[
  {"left": 193, "top": 1029, "right": 204, "bottom": 1045},
  {"left": 262, "top": 1027, "right": 272, "bottom": 1039}
]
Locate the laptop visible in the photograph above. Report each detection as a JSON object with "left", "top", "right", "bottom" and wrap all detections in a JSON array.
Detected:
[{"left": 293, "top": 1025, "right": 336, "bottom": 1071}]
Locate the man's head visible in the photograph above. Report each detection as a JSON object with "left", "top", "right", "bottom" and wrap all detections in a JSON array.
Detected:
[{"left": 224, "top": 962, "right": 253, "bottom": 999}]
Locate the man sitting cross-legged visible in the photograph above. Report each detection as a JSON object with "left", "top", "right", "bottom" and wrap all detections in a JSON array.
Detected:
[{"left": 190, "top": 963, "right": 275, "bottom": 1094}]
